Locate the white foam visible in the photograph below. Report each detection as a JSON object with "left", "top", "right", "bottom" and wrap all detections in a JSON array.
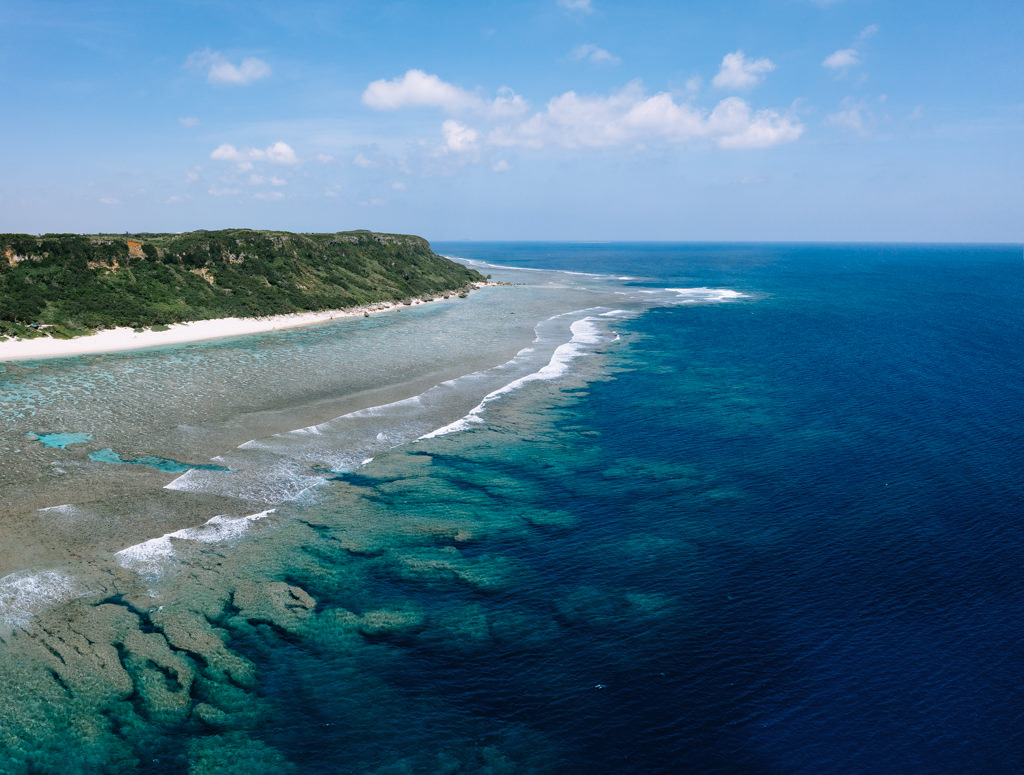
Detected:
[
  {"left": 37, "top": 504, "right": 77, "bottom": 516},
  {"left": 164, "top": 465, "right": 325, "bottom": 503},
  {"left": 116, "top": 509, "right": 276, "bottom": 577},
  {"left": 420, "top": 316, "right": 610, "bottom": 440},
  {"left": 0, "top": 569, "right": 89, "bottom": 629},
  {"left": 664, "top": 287, "right": 748, "bottom": 302}
]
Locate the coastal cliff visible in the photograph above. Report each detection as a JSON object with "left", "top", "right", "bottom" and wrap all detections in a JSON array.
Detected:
[{"left": 0, "top": 229, "right": 484, "bottom": 339}]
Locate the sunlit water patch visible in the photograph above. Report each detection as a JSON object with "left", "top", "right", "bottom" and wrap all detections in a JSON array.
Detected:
[
  {"left": 88, "top": 447, "right": 231, "bottom": 473},
  {"left": 28, "top": 431, "right": 93, "bottom": 448}
]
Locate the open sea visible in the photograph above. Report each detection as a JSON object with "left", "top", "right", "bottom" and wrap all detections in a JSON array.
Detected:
[{"left": 0, "top": 242, "right": 1022, "bottom": 773}]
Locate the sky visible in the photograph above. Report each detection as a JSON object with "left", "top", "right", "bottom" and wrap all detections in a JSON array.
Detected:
[{"left": 1, "top": 0, "right": 1021, "bottom": 242}]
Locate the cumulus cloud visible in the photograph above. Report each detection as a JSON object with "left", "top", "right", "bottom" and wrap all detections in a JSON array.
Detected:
[
  {"left": 186, "top": 50, "right": 270, "bottom": 85},
  {"left": 363, "top": 69, "right": 479, "bottom": 112},
  {"left": 210, "top": 141, "right": 298, "bottom": 165},
  {"left": 571, "top": 44, "right": 620, "bottom": 65},
  {"left": 441, "top": 120, "right": 479, "bottom": 152},
  {"left": 488, "top": 82, "right": 802, "bottom": 150},
  {"left": 707, "top": 98, "right": 803, "bottom": 148},
  {"left": 490, "top": 86, "right": 529, "bottom": 118},
  {"left": 712, "top": 51, "right": 776, "bottom": 90},
  {"left": 823, "top": 48, "right": 860, "bottom": 69},
  {"left": 823, "top": 25, "right": 878, "bottom": 72},
  {"left": 363, "top": 70, "right": 527, "bottom": 118},
  {"left": 558, "top": 0, "right": 593, "bottom": 12}
]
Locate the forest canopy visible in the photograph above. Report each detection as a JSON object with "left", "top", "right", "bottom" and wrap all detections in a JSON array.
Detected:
[{"left": 0, "top": 229, "right": 484, "bottom": 339}]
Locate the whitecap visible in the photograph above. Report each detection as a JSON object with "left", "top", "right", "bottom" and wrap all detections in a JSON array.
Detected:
[
  {"left": 664, "top": 287, "right": 748, "bottom": 302},
  {"left": 116, "top": 509, "right": 276, "bottom": 577},
  {"left": 420, "top": 316, "right": 611, "bottom": 440}
]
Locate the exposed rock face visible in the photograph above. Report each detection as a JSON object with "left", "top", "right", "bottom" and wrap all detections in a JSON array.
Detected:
[{"left": 125, "top": 240, "right": 144, "bottom": 260}]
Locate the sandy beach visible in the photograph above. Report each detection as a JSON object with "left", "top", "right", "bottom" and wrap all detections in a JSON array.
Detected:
[{"left": 0, "top": 294, "right": 467, "bottom": 361}]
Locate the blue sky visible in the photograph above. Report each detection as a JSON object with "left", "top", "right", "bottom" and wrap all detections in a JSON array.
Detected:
[{"left": 1, "top": 0, "right": 1020, "bottom": 241}]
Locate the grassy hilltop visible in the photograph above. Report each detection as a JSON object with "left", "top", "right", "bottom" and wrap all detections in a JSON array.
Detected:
[{"left": 0, "top": 229, "right": 485, "bottom": 339}]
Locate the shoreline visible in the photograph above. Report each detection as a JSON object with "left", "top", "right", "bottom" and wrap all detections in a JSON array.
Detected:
[{"left": 0, "top": 286, "right": 488, "bottom": 362}]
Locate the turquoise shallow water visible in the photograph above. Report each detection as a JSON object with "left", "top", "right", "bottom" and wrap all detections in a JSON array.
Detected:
[{"left": 0, "top": 243, "right": 1022, "bottom": 773}]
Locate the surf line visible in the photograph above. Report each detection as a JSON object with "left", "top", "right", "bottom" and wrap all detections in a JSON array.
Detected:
[{"left": 420, "top": 312, "right": 613, "bottom": 441}]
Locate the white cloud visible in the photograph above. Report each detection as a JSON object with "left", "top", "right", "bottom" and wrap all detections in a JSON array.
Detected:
[
  {"left": 558, "top": 0, "right": 594, "bottom": 12},
  {"left": 247, "top": 173, "right": 285, "bottom": 187},
  {"left": 209, "top": 141, "right": 298, "bottom": 165},
  {"left": 210, "top": 144, "right": 245, "bottom": 162},
  {"left": 363, "top": 69, "right": 479, "bottom": 112},
  {"left": 823, "top": 48, "right": 860, "bottom": 69},
  {"left": 179, "top": 116, "right": 200, "bottom": 128},
  {"left": 185, "top": 167, "right": 201, "bottom": 182},
  {"left": 363, "top": 70, "right": 527, "bottom": 117},
  {"left": 262, "top": 142, "right": 297, "bottom": 164},
  {"left": 208, "top": 187, "right": 241, "bottom": 196},
  {"left": 708, "top": 98, "right": 804, "bottom": 148},
  {"left": 823, "top": 25, "right": 878, "bottom": 72},
  {"left": 186, "top": 50, "right": 270, "bottom": 85},
  {"left": 99, "top": 197, "right": 119, "bottom": 205},
  {"left": 571, "top": 44, "right": 620, "bottom": 65},
  {"left": 315, "top": 153, "right": 335, "bottom": 164},
  {"left": 488, "top": 83, "right": 802, "bottom": 150},
  {"left": 353, "top": 153, "right": 376, "bottom": 168},
  {"left": 492, "top": 160, "right": 511, "bottom": 172},
  {"left": 324, "top": 186, "right": 341, "bottom": 198},
  {"left": 685, "top": 76, "right": 702, "bottom": 92},
  {"left": 490, "top": 86, "right": 529, "bottom": 118},
  {"left": 712, "top": 51, "right": 775, "bottom": 90},
  {"left": 825, "top": 98, "right": 870, "bottom": 134},
  {"left": 392, "top": 181, "right": 407, "bottom": 191},
  {"left": 441, "top": 119, "right": 478, "bottom": 152},
  {"left": 253, "top": 191, "right": 285, "bottom": 201}
]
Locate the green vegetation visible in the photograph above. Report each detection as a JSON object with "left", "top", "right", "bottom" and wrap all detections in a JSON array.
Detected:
[{"left": 0, "top": 229, "right": 484, "bottom": 339}]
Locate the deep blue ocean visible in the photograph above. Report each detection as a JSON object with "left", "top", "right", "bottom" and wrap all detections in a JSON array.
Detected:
[
  {"left": 328, "top": 241, "right": 1020, "bottom": 774},
  {"left": 3, "top": 242, "right": 1023, "bottom": 774}
]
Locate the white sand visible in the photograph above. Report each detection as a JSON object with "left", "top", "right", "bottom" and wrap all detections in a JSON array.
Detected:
[{"left": 0, "top": 298, "right": 442, "bottom": 361}]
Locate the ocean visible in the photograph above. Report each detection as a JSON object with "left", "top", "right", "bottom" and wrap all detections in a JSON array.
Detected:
[{"left": 0, "top": 242, "right": 1021, "bottom": 773}]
